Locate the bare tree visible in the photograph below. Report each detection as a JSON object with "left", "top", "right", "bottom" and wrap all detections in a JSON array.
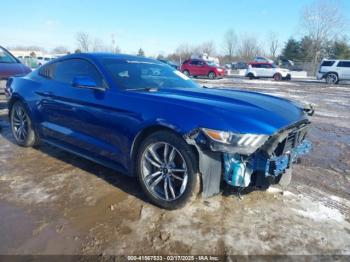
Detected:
[
  {"left": 92, "top": 38, "right": 104, "bottom": 52},
  {"left": 300, "top": 0, "right": 346, "bottom": 72},
  {"left": 237, "top": 35, "right": 262, "bottom": 61},
  {"left": 199, "top": 41, "right": 216, "bottom": 55},
  {"left": 267, "top": 32, "right": 279, "bottom": 59},
  {"left": 175, "top": 43, "right": 193, "bottom": 60},
  {"left": 76, "top": 32, "right": 91, "bottom": 52},
  {"left": 52, "top": 46, "right": 69, "bottom": 54},
  {"left": 223, "top": 29, "right": 237, "bottom": 58}
]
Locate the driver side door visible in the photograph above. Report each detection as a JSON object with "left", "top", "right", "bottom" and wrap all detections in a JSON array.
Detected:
[{"left": 38, "top": 58, "right": 125, "bottom": 165}]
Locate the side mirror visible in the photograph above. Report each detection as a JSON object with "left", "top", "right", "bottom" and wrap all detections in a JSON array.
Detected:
[{"left": 72, "top": 76, "right": 100, "bottom": 89}]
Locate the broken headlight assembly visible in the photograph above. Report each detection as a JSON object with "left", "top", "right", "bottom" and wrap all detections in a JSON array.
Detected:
[{"left": 201, "top": 128, "right": 269, "bottom": 155}]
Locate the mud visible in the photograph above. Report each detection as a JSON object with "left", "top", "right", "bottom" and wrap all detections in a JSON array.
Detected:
[{"left": 0, "top": 78, "right": 349, "bottom": 255}]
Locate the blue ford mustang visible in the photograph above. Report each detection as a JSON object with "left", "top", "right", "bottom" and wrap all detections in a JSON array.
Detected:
[{"left": 5, "top": 53, "right": 313, "bottom": 209}]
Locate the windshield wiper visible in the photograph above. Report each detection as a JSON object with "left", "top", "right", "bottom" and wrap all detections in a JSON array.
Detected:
[{"left": 126, "top": 87, "right": 159, "bottom": 92}]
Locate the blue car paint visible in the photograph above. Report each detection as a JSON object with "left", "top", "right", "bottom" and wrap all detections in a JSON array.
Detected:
[{"left": 7, "top": 53, "right": 308, "bottom": 176}]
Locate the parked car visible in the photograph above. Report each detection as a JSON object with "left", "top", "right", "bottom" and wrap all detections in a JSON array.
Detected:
[
  {"left": 37, "top": 56, "right": 53, "bottom": 66},
  {"left": 231, "top": 61, "right": 248, "bottom": 70},
  {"left": 157, "top": 59, "right": 179, "bottom": 70},
  {"left": 181, "top": 59, "right": 225, "bottom": 79},
  {"left": 245, "top": 62, "right": 291, "bottom": 81},
  {"left": 254, "top": 56, "right": 274, "bottom": 64},
  {"left": 5, "top": 53, "right": 313, "bottom": 209},
  {"left": 316, "top": 59, "right": 350, "bottom": 84},
  {"left": 0, "top": 46, "right": 31, "bottom": 80}
]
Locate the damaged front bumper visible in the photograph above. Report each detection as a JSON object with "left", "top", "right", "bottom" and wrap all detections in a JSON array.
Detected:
[
  {"left": 185, "top": 120, "right": 312, "bottom": 197},
  {"left": 223, "top": 139, "right": 312, "bottom": 188}
]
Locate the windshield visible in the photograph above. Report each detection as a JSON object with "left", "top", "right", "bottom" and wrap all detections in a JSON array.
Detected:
[
  {"left": 100, "top": 58, "right": 200, "bottom": 90},
  {"left": 206, "top": 61, "right": 219, "bottom": 67},
  {"left": 0, "top": 47, "right": 18, "bottom": 63}
]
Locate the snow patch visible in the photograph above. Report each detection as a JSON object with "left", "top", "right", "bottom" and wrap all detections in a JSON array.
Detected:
[{"left": 291, "top": 202, "right": 345, "bottom": 223}]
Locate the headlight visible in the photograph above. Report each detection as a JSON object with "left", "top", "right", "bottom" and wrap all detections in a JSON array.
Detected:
[{"left": 202, "top": 128, "right": 269, "bottom": 155}]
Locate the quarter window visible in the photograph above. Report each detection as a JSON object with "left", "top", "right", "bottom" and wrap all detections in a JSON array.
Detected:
[
  {"left": 321, "top": 61, "right": 335, "bottom": 67},
  {"left": 54, "top": 59, "right": 103, "bottom": 86},
  {"left": 39, "top": 63, "right": 55, "bottom": 79}
]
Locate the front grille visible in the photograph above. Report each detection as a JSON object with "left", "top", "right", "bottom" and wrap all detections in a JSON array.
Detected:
[{"left": 274, "top": 126, "right": 308, "bottom": 156}]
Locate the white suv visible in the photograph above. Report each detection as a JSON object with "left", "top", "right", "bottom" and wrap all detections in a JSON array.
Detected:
[
  {"left": 317, "top": 59, "right": 350, "bottom": 84},
  {"left": 245, "top": 62, "right": 291, "bottom": 81}
]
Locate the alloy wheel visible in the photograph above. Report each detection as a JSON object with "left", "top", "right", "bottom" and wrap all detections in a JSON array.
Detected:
[
  {"left": 141, "top": 142, "right": 188, "bottom": 201},
  {"left": 11, "top": 105, "right": 29, "bottom": 143},
  {"left": 326, "top": 73, "right": 337, "bottom": 84}
]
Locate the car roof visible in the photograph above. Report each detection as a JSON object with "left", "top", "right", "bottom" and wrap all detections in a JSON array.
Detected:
[
  {"left": 249, "top": 62, "right": 272, "bottom": 65},
  {"left": 49, "top": 53, "right": 163, "bottom": 65}
]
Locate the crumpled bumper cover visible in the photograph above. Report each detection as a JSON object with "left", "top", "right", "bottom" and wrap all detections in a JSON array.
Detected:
[{"left": 223, "top": 139, "right": 312, "bottom": 187}]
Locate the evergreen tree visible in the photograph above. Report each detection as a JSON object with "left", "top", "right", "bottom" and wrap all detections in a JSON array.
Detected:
[
  {"left": 281, "top": 38, "right": 301, "bottom": 61},
  {"left": 332, "top": 40, "right": 350, "bottom": 59}
]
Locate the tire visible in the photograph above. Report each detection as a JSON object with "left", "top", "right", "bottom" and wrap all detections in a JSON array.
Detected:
[
  {"left": 325, "top": 73, "right": 338, "bottom": 84},
  {"left": 182, "top": 70, "right": 190, "bottom": 77},
  {"left": 136, "top": 131, "right": 200, "bottom": 209},
  {"left": 10, "top": 101, "right": 39, "bottom": 147},
  {"left": 273, "top": 73, "right": 282, "bottom": 81},
  {"left": 208, "top": 71, "right": 216, "bottom": 80},
  {"left": 247, "top": 73, "right": 254, "bottom": 80}
]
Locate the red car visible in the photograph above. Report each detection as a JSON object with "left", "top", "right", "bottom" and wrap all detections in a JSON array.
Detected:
[
  {"left": 0, "top": 46, "right": 31, "bottom": 80},
  {"left": 180, "top": 59, "right": 225, "bottom": 79}
]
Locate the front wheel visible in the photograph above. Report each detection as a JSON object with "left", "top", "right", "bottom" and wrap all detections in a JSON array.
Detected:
[
  {"left": 208, "top": 71, "right": 216, "bottom": 80},
  {"left": 10, "top": 101, "right": 39, "bottom": 147},
  {"left": 136, "top": 131, "right": 200, "bottom": 209},
  {"left": 273, "top": 73, "right": 282, "bottom": 81}
]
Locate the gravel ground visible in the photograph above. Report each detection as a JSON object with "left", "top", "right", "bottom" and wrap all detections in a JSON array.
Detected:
[{"left": 0, "top": 78, "right": 349, "bottom": 256}]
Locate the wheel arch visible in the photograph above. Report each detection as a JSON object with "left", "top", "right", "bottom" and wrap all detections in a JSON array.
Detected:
[
  {"left": 325, "top": 71, "right": 339, "bottom": 77},
  {"left": 7, "top": 94, "right": 28, "bottom": 118}
]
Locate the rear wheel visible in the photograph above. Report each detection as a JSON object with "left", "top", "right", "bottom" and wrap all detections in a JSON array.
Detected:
[
  {"left": 208, "top": 71, "right": 216, "bottom": 80},
  {"left": 325, "top": 73, "right": 338, "bottom": 84},
  {"left": 273, "top": 73, "right": 282, "bottom": 81},
  {"left": 10, "top": 101, "right": 39, "bottom": 147},
  {"left": 182, "top": 70, "right": 190, "bottom": 77},
  {"left": 136, "top": 131, "right": 200, "bottom": 209},
  {"left": 247, "top": 73, "right": 254, "bottom": 80}
]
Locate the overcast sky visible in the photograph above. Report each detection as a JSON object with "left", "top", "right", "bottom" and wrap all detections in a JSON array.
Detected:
[{"left": 1, "top": 0, "right": 349, "bottom": 55}]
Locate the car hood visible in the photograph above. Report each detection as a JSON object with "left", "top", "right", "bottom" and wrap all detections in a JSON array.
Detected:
[
  {"left": 142, "top": 87, "right": 307, "bottom": 134},
  {"left": 0, "top": 63, "right": 31, "bottom": 79}
]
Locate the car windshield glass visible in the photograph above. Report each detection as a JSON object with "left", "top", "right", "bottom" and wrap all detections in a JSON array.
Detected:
[
  {"left": 206, "top": 61, "right": 217, "bottom": 66},
  {"left": 0, "top": 47, "right": 18, "bottom": 63},
  {"left": 100, "top": 58, "right": 200, "bottom": 90}
]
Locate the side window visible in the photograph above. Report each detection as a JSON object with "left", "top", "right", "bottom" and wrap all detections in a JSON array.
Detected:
[
  {"left": 337, "top": 61, "right": 350, "bottom": 68},
  {"left": 252, "top": 64, "right": 260, "bottom": 68},
  {"left": 54, "top": 59, "right": 103, "bottom": 86},
  {"left": 190, "top": 60, "right": 199, "bottom": 65}
]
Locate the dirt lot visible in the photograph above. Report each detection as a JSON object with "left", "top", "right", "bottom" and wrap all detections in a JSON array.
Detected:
[{"left": 0, "top": 77, "right": 349, "bottom": 256}]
